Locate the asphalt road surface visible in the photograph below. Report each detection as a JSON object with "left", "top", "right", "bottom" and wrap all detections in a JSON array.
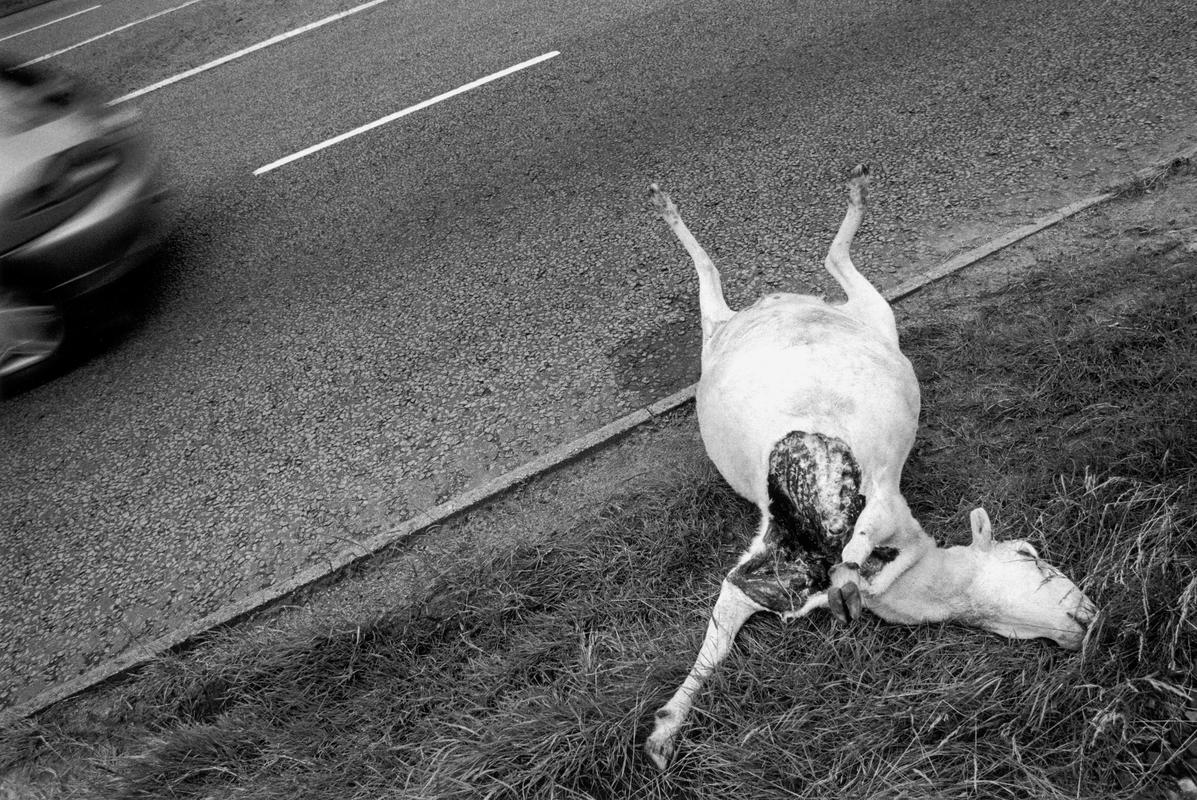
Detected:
[{"left": 2, "top": 0, "right": 1196, "bottom": 711}]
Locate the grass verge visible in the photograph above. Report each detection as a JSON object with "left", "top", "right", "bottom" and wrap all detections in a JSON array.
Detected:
[{"left": 2, "top": 224, "right": 1195, "bottom": 799}]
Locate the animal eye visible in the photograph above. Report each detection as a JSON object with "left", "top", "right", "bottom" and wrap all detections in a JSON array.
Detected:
[{"left": 1016, "top": 544, "right": 1039, "bottom": 558}]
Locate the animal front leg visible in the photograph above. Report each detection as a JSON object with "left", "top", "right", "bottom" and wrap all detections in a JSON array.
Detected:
[
  {"left": 648, "top": 183, "right": 734, "bottom": 343},
  {"left": 830, "top": 538, "right": 911, "bottom": 622},
  {"left": 645, "top": 579, "right": 761, "bottom": 770}
]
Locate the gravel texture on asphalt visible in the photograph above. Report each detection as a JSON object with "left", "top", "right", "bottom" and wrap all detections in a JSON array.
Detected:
[{"left": 2, "top": 0, "right": 1196, "bottom": 710}]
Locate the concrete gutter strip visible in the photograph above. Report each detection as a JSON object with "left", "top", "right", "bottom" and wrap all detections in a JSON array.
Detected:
[
  {"left": 888, "top": 143, "right": 1197, "bottom": 304},
  {"left": 3, "top": 145, "right": 1194, "bottom": 728},
  {"left": 885, "top": 193, "right": 1114, "bottom": 303}
]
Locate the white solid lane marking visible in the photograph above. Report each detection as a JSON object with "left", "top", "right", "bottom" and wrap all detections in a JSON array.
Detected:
[
  {"left": 108, "top": 0, "right": 393, "bottom": 106},
  {"left": 0, "top": 4, "right": 102, "bottom": 43},
  {"left": 18, "top": 1, "right": 202, "bottom": 67},
  {"left": 253, "top": 50, "right": 561, "bottom": 176}
]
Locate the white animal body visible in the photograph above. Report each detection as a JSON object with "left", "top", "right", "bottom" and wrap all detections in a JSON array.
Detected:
[{"left": 643, "top": 166, "right": 1097, "bottom": 770}]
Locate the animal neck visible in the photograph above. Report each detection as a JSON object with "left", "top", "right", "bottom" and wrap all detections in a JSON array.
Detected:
[
  {"left": 870, "top": 544, "right": 981, "bottom": 625},
  {"left": 861, "top": 466, "right": 902, "bottom": 498}
]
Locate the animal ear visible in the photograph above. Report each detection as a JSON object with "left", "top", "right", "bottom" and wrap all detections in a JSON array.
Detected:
[{"left": 970, "top": 507, "right": 993, "bottom": 551}]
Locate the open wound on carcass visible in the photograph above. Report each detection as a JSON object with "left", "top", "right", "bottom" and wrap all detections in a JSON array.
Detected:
[
  {"left": 861, "top": 546, "right": 899, "bottom": 579},
  {"left": 728, "top": 431, "right": 865, "bottom": 612}
]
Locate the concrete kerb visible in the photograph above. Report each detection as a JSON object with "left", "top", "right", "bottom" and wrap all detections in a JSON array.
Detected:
[
  {"left": 3, "top": 145, "right": 1195, "bottom": 728},
  {"left": 889, "top": 144, "right": 1197, "bottom": 302}
]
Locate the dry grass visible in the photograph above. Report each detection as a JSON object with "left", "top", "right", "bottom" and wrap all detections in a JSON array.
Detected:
[{"left": 1, "top": 248, "right": 1194, "bottom": 799}]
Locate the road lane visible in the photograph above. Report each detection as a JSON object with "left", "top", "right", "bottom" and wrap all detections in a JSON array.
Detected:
[
  {"left": 0, "top": 3, "right": 100, "bottom": 43},
  {"left": 2, "top": 0, "right": 1196, "bottom": 713},
  {"left": 0, "top": 0, "right": 193, "bottom": 56},
  {"left": 2, "top": 0, "right": 393, "bottom": 92},
  {"left": 253, "top": 50, "right": 561, "bottom": 175},
  {"left": 18, "top": 0, "right": 203, "bottom": 67},
  {"left": 109, "top": 0, "right": 398, "bottom": 104}
]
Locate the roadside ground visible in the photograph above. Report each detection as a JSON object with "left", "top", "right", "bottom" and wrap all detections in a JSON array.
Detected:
[{"left": 1, "top": 167, "right": 1195, "bottom": 798}]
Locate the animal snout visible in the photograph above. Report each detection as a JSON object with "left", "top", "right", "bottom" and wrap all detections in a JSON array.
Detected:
[
  {"left": 1070, "top": 594, "right": 1099, "bottom": 631},
  {"left": 1060, "top": 594, "right": 1099, "bottom": 650}
]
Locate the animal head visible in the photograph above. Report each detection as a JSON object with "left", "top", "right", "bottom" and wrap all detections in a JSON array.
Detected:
[
  {"left": 843, "top": 507, "right": 1097, "bottom": 650},
  {"left": 957, "top": 507, "right": 1096, "bottom": 649}
]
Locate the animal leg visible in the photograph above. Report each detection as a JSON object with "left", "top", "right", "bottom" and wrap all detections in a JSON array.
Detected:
[
  {"left": 823, "top": 164, "right": 898, "bottom": 347},
  {"left": 780, "top": 591, "right": 830, "bottom": 621},
  {"left": 837, "top": 493, "right": 923, "bottom": 595},
  {"left": 649, "top": 183, "right": 735, "bottom": 343},
  {"left": 645, "top": 579, "right": 761, "bottom": 770}
]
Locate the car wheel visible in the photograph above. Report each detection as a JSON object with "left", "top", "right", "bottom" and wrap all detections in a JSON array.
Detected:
[{"left": 1, "top": 292, "right": 66, "bottom": 394}]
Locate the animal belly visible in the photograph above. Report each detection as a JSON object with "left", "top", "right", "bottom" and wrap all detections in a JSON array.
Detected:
[
  {"left": 728, "top": 431, "right": 866, "bottom": 612},
  {"left": 697, "top": 336, "right": 919, "bottom": 501}
]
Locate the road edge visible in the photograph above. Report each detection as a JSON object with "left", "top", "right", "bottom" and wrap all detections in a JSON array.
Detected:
[{"left": 3, "top": 143, "right": 1195, "bottom": 728}]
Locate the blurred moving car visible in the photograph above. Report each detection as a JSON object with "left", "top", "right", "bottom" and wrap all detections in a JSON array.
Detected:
[{"left": 1, "top": 55, "right": 166, "bottom": 392}]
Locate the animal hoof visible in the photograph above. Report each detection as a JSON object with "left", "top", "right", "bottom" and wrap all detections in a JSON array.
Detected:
[
  {"left": 648, "top": 183, "right": 676, "bottom": 218},
  {"left": 644, "top": 731, "right": 675, "bottom": 771},
  {"left": 847, "top": 165, "right": 870, "bottom": 206},
  {"left": 828, "top": 581, "right": 862, "bottom": 624}
]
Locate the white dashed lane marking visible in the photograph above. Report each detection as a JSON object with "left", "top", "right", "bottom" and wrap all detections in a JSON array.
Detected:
[
  {"left": 0, "top": 4, "right": 102, "bottom": 44},
  {"left": 18, "top": 1, "right": 203, "bottom": 67},
  {"left": 108, "top": 0, "right": 395, "bottom": 105},
  {"left": 252, "top": 50, "right": 562, "bottom": 176}
]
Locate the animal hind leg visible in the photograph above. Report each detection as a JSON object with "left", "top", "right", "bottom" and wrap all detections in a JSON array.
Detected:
[
  {"left": 649, "top": 183, "right": 734, "bottom": 344},
  {"left": 823, "top": 164, "right": 898, "bottom": 347},
  {"left": 644, "top": 578, "right": 761, "bottom": 770}
]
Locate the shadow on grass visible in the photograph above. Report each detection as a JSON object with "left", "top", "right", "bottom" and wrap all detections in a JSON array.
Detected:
[{"left": 2, "top": 254, "right": 1194, "bottom": 799}]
